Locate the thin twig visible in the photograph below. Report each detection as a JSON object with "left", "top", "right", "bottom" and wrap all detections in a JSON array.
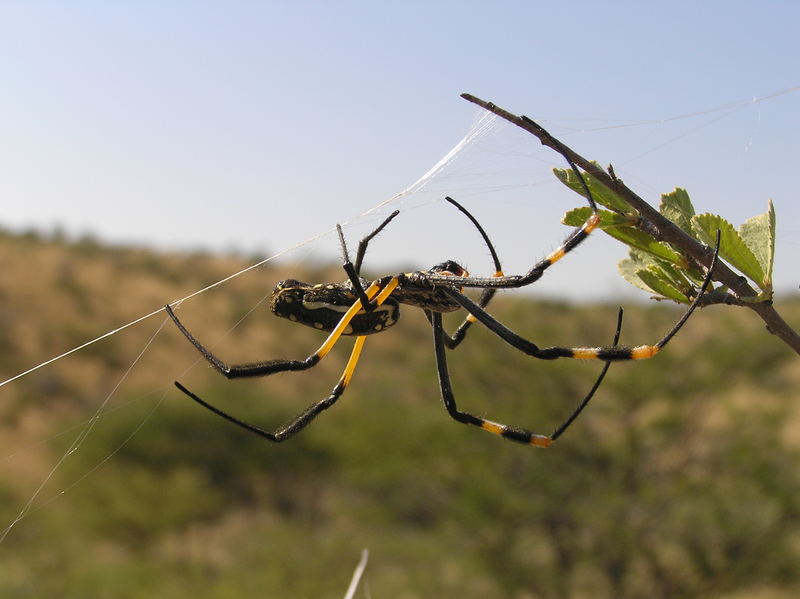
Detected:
[
  {"left": 343, "top": 548, "right": 369, "bottom": 599},
  {"left": 461, "top": 93, "right": 800, "bottom": 355}
]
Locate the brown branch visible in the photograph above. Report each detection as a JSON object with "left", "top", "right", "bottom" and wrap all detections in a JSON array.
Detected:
[{"left": 462, "top": 93, "right": 800, "bottom": 355}]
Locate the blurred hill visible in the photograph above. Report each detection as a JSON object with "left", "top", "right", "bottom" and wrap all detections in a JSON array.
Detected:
[{"left": 1, "top": 227, "right": 799, "bottom": 598}]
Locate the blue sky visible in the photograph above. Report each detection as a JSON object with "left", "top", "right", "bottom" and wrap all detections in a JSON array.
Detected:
[{"left": 1, "top": 2, "right": 798, "bottom": 300}]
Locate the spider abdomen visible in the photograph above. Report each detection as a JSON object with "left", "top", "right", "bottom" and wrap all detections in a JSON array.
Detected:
[{"left": 270, "top": 279, "right": 400, "bottom": 335}]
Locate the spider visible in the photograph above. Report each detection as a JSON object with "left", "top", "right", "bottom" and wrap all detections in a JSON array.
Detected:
[{"left": 166, "top": 160, "right": 718, "bottom": 448}]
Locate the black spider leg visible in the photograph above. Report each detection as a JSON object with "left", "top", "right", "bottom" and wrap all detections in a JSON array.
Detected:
[
  {"left": 436, "top": 230, "right": 720, "bottom": 363},
  {"left": 430, "top": 307, "right": 622, "bottom": 447},
  {"left": 171, "top": 278, "right": 401, "bottom": 440},
  {"left": 413, "top": 154, "right": 600, "bottom": 291},
  {"left": 436, "top": 196, "right": 504, "bottom": 349},
  {"left": 337, "top": 225, "right": 374, "bottom": 311},
  {"left": 353, "top": 210, "right": 400, "bottom": 274},
  {"left": 336, "top": 210, "right": 401, "bottom": 311},
  {"left": 174, "top": 334, "right": 368, "bottom": 443},
  {"left": 168, "top": 213, "right": 405, "bottom": 435},
  {"left": 165, "top": 277, "right": 389, "bottom": 379},
  {"left": 348, "top": 200, "right": 500, "bottom": 347},
  {"left": 412, "top": 209, "right": 600, "bottom": 291},
  {"left": 167, "top": 302, "right": 321, "bottom": 378},
  {"left": 549, "top": 307, "right": 623, "bottom": 441}
]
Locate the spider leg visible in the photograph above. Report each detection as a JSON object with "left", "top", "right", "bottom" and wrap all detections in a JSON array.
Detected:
[
  {"left": 353, "top": 211, "right": 401, "bottom": 275},
  {"left": 550, "top": 308, "right": 622, "bottom": 441},
  {"left": 414, "top": 157, "right": 600, "bottom": 292},
  {"left": 174, "top": 336, "right": 368, "bottom": 442},
  {"left": 167, "top": 277, "right": 399, "bottom": 379},
  {"left": 437, "top": 231, "right": 719, "bottom": 362},
  {"left": 430, "top": 309, "right": 621, "bottom": 447},
  {"left": 437, "top": 196, "right": 504, "bottom": 349},
  {"left": 414, "top": 207, "right": 601, "bottom": 291},
  {"left": 424, "top": 287, "right": 496, "bottom": 350},
  {"left": 346, "top": 197, "right": 505, "bottom": 348},
  {"left": 336, "top": 211, "right": 401, "bottom": 311}
]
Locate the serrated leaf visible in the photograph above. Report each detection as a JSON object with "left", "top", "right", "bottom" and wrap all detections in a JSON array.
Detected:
[
  {"left": 561, "top": 207, "right": 632, "bottom": 228},
  {"left": 659, "top": 188, "right": 696, "bottom": 236},
  {"left": 637, "top": 268, "right": 692, "bottom": 303},
  {"left": 628, "top": 248, "right": 694, "bottom": 285},
  {"left": 650, "top": 260, "right": 695, "bottom": 293},
  {"left": 691, "top": 213, "right": 766, "bottom": 289},
  {"left": 553, "top": 166, "right": 631, "bottom": 212},
  {"left": 563, "top": 206, "right": 683, "bottom": 264},
  {"left": 627, "top": 247, "right": 659, "bottom": 268},
  {"left": 606, "top": 227, "right": 683, "bottom": 264},
  {"left": 619, "top": 248, "right": 707, "bottom": 302},
  {"left": 739, "top": 199, "right": 775, "bottom": 288},
  {"left": 618, "top": 257, "right": 657, "bottom": 293}
]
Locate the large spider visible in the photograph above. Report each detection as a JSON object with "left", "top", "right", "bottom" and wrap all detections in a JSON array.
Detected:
[{"left": 166, "top": 160, "right": 718, "bottom": 448}]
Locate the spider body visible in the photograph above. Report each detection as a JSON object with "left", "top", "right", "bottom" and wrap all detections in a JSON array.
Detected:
[
  {"left": 270, "top": 278, "right": 400, "bottom": 336},
  {"left": 168, "top": 162, "right": 718, "bottom": 447},
  {"left": 392, "top": 260, "right": 470, "bottom": 313},
  {"left": 270, "top": 259, "right": 473, "bottom": 336}
]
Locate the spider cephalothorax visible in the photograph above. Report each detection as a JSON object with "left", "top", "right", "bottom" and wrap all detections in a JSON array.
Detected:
[
  {"left": 392, "top": 260, "right": 470, "bottom": 313},
  {"left": 167, "top": 155, "right": 718, "bottom": 447}
]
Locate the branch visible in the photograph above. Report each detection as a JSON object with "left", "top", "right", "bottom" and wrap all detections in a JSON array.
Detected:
[{"left": 461, "top": 93, "right": 800, "bottom": 355}]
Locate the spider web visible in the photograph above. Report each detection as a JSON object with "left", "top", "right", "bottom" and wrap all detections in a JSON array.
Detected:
[
  {"left": 0, "top": 107, "right": 499, "bottom": 544},
  {"left": 0, "top": 84, "right": 796, "bottom": 544}
]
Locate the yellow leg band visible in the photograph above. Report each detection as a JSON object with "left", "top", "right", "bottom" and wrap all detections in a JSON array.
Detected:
[
  {"left": 317, "top": 282, "right": 382, "bottom": 358},
  {"left": 341, "top": 336, "right": 366, "bottom": 386},
  {"left": 373, "top": 277, "right": 399, "bottom": 306},
  {"left": 584, "top": 213, "right": 601, "bottom": 233},
  {"left": 631, "top": 345, "right": 660, "bottom": 360},
  {"left": 480, "top": 420, "right": 505, "bottom": 436},
  {"left": 546, "top": 247, "right": 566, "bottom": 264},
  {"left": 530, "top": 436, "right": 553, "bottom": 448}
]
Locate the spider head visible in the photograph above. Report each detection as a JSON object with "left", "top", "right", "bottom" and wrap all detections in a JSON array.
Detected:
[
  {"left": 429, "top": 260, "right": 469, "bottom": 278},
  {"left": 270, "top": 279, "right": 399, "bottom": 335}
]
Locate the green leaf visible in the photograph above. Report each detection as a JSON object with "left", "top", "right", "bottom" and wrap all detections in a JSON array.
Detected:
[
  {"left": 610, "top": 228, "right": 683, "bottom": 264},
  {"left": 553, "top": 165, "right": 631, "bottom": 213},
  {"left": 650, "top": 259, "right": 695, "bottom": 293},
  {"left": 618, "top": 256, "right": 656, "bottom": 294},
  {"left": 632, "top": 249, "right": 698, "bottom": 289},
  {"left": 619, "top": 248, "right": 708, "bottom": 303},
  {"left": 659, "top": 188, "right": 696, "bottom": 236},
  {"left": 739, "top": 199, "right": 775, "bottom": 288},
  {"left": 691, "top": 213, "right": 766, "bottom": 290},
  {"left": 618, "top": 254, "right": 692, "bottom": 303},
  {"left": 637, "top": 268, "right": 692, "bottom": 303},
  {"left": 562, "top": 207, "right": 683, "bottom": 265},
  {"left": 561, "top": 207, "right": 632, "bottom": 228}
]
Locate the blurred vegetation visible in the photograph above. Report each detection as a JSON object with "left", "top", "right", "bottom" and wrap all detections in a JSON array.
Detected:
[{"left": 0, "top": 226, "right": 799, "bottom": 598}]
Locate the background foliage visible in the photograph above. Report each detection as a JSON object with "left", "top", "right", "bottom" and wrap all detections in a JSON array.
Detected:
[{"left": 0, "top": 228, "right": 799, "bottom": 598}]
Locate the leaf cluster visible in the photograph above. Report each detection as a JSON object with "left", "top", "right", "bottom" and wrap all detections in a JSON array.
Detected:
[{"left": 556, "top": 167, "right": 776, "bottom": 304}]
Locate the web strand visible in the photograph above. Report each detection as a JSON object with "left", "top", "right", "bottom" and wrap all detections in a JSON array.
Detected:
[
  {"left": 0, "top": 111, "right": 497, "bottom": 391},
  {"left": 0, "top": 316, "right": 170, "bottom": 543}
]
